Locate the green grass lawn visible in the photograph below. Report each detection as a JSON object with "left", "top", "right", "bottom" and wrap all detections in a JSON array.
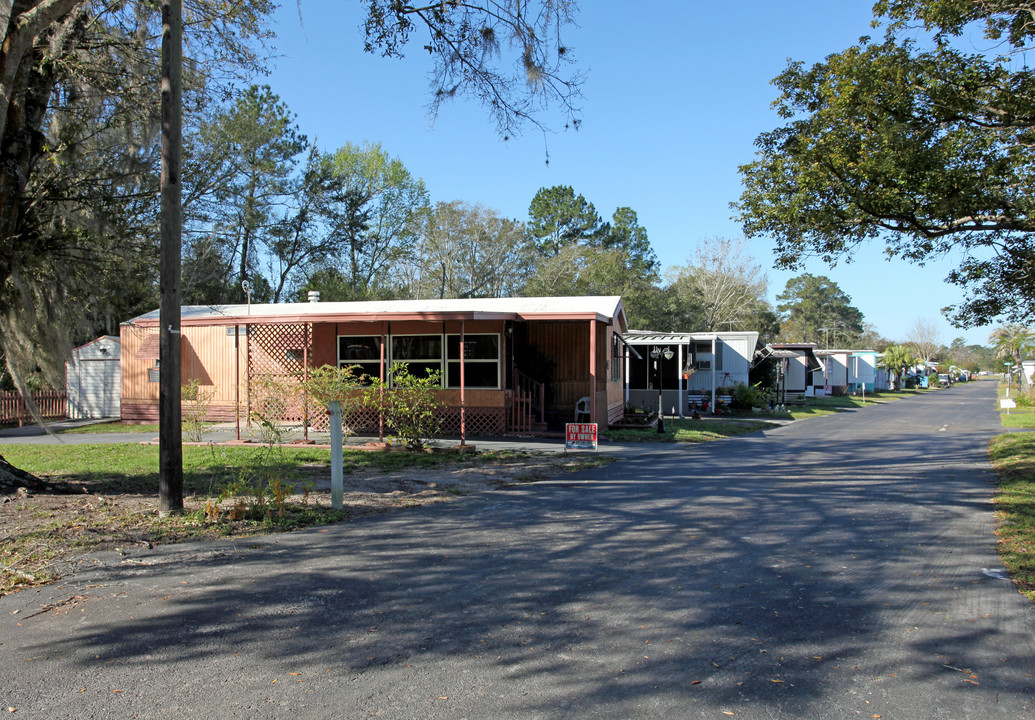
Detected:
[
  {"left": 781, "top": 391, "right": 901, "bottom": 420},
  {"left": 1001, "top": 409, "right": 1035, "bottom": 429},
  {"left": 989, "top": 432, "right": 1035, "bottom": 603},
  {"left": 995, "top": 380, "right": 1035, "bottom": 428},
  {"left": 990, "top": 379, "right": 1035, "bottom": 602},
  {"left": 603, "top": 417, "right": 776, "bottom": 443},
  {"left": 604, "top": 392, "right": 911, "bottom": 436},
  {"left": 0, "top": 442, "right": 527, "bottom": 494}
]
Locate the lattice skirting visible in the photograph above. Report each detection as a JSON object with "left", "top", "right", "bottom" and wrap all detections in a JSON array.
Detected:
[
  {"left": 317, "top": 406, "right": 505, "bottom": 437},
  {"left": 438, "top": 407, "right": 506, "bottom": 436},
  {"left": 124, "top": 402, "right": 509, "bottom": 437}
]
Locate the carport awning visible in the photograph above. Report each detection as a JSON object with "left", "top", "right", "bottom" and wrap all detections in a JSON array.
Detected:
[{"left": 613, "top": 333, "right": 643, "bottom": 359}]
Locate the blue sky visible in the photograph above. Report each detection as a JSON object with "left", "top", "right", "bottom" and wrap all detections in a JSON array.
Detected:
[{"left": 262, "top": 0, "right": 994, "bottom": 348}]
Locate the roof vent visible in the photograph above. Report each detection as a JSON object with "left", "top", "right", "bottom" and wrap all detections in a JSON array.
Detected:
[{"left": 307, "top": 290, "right": 320, "bottom": 303}]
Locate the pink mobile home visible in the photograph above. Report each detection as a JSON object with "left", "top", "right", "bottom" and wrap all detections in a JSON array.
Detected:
[{"left": 120, "top": 296, "right": 630, "bottom": 435}]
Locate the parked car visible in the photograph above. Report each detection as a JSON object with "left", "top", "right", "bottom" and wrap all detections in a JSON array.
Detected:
[{"left": 937, "top": 373, "right": 951, "bottom": 386}]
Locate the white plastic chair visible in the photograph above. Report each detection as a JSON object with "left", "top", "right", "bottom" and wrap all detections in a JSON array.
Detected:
[{"left": 574, "top": 396, "right": 591, "bottom": 423}]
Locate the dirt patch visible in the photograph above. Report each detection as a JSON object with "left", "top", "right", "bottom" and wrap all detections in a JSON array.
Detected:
[
  {"left": 1, "top": 453, "right": 591, "bottom": 534},
  {"left": 1, "top": 453, "right": 607, "bottom": 593}
]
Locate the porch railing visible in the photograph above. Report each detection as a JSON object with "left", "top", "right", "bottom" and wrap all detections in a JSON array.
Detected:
[
  {"left": 0, "top": 391, "right": 66, "bottom": 426},
  {"left": 508, "top": 369, "right": 545, "bottom": 433}
]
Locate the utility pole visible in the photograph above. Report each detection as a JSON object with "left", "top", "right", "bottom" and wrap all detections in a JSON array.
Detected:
[{"left": 159, "top": 0, "right": 183, "bottom": 515}]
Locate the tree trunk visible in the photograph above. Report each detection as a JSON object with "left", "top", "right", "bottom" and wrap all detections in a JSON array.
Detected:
[
  {"left": 0, "top": 451, "right": 52, "bottom": 495},
  {"left": 0, "top": 2, "right": 82, "bottom": 311}
]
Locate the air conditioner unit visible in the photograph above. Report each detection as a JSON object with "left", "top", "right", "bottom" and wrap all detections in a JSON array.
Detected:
[{"left": 696, "top": 360, "right": 712, "bottom": 370}]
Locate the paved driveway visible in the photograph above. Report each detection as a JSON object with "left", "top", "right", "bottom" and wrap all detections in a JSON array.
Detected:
[{"left": 1, "top": 381, "right": 1032, "bottom": 718}]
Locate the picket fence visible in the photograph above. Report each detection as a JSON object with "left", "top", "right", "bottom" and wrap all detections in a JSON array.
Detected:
[{"left": 0, "top": 391, "right": 66, "bottom": 426}]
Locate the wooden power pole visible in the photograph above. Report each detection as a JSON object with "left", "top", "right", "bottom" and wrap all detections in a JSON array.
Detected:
[{"left": 159, "top": 0, "right": 183, "bottom": 515}]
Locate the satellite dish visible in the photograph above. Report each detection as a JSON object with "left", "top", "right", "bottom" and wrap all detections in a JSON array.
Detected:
[{"left": 241, "top": 279, "right": 252, "bottom": 294}]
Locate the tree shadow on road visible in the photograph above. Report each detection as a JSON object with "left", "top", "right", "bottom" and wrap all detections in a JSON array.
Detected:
[{"left": 9, "top": 412, "right": 1035, "bottom": 717}]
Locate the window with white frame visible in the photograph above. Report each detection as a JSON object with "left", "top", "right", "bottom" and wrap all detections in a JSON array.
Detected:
[
  {"left": 337, "top": 332, "right": 501, "bottom": 387},
  {"left": 391, "top": 334, "right": 443, "bottom": 381},
  {"left": 337, "top": 336, "right": 384, "bottom": 382},
  {"left": 446, "top": 334, "right": 500, "bottom": 388}
]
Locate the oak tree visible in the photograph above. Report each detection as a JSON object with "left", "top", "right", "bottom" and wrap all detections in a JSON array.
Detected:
[
  {"left": 735, "top": 0, "right": 1035, "bottom": 327},
  {"left": 0, "top": 0, "right": 272, "bottom": 492}
]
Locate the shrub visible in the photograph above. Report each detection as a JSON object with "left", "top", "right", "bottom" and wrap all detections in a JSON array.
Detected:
[
  {"left": 303, "top": 364, "right": 365, "bottom": 442},
  {"left": 182, "top": 379, "right": 216, "bottom": 442},
  {"left": 1014, "top": 390, "right": 1035, "bottom": 408},
  {"left": 729, "top": 382, "right": 765, "bottom": 411},
  {"left": 365, "top": 363, "right": 444, "bottom": 450}
]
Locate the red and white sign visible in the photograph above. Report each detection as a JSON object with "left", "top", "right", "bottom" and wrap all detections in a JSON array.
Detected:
[{"left": 565, "top": 423, "right": 598, "bottom": 450}]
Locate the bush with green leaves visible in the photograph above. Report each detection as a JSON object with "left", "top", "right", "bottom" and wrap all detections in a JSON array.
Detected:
[
  {"left": 365, "top": 363, "right": 444, "bottom": 450},
  {"left": 303, "top": 364, "right": 365, "bottom": 441},
  {"left": 1014, "top": 390, "right": 1035, "bottom": 408},
  {"left": 182, "top": 379, "right": 216, "bottom": 442},
  {"left": 730, "top": 382, "right": 765, "bottom": 411}
]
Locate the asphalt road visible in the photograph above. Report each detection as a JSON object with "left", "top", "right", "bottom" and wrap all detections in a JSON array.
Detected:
[{"left": 1, "top": 381, "right": 1032, "bottom": 719}]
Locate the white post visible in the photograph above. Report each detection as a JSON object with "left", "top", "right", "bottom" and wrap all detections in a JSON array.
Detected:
[
  {"left": 677, "top": 344, "right": 685, "bottom": 418},
  {"left": 710, "top": 336, "right": 717, "bottom": 414},
  {"left": 624, "top": 348, "right": 630, "bottom": 404},
  {"left": 329, "top": 401, "right": 343, "bottom": 510}
]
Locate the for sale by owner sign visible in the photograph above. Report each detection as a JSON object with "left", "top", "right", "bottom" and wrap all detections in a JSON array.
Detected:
[{"left": 565, "top": 423, "right": 598, "bottom": 451}]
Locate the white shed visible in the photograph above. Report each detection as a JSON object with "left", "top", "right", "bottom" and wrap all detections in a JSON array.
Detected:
[{"left": 66, "top": 336, "right": 121, "bottom": 419}]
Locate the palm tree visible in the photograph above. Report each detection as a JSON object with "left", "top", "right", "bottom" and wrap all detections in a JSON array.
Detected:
[
  {"left": 989, "top": 325, "right": 1034, "bottom": 390},
  {"left": 989, "top": 325, "right": 1034, "bottom": 364},
  {"left": 879, "top": 345, "right": 917, "bottom": 390}
]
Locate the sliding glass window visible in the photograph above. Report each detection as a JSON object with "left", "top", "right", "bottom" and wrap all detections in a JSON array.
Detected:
[
  {"left": 446, "top": 334, "right": 500, "bottom": 389},
  {"left": 339, "top": 333, "right": 500, "bottom": 388},
  {"left": 337, "top": 336, "right": 384, "bottom": 383},
  {"left": 391, "top": 335, "right": 443, "bottom": 381}
]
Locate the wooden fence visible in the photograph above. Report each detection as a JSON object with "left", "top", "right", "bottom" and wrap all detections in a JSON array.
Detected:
[{"left": 0, "top": 391, "right": 66, "bottom": 426}]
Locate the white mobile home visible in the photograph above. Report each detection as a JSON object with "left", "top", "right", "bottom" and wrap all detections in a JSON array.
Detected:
[
  {"left": 622, "top": 330, "right": 759, "bottom": 416},
  {"left": 816, "top": 349, "right": 851, "bottom": 393},
  {"left": 849, "top": 350, "right": 879, "bottom": 392},
  {"left": 769, "top": 343, "right": 824, "bottom": 395}
]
